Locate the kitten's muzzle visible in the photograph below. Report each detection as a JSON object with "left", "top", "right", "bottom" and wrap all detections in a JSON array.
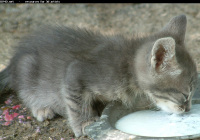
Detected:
[{"left": 179, "top": 100, "right": 190, "bottom": 112}]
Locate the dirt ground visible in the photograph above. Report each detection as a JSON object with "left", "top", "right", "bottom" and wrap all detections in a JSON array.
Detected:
[{"left": 0, "top": 3, "right": 200, "bottom": 140}]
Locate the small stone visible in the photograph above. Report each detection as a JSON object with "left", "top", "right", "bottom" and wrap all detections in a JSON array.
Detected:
[
  {"left": 62, "top": 119, "right": 67, "bottom": 123},
  {"left": 27, "top": 116, "right": 31, "bottom": 120},
  {"left": 12, "top": 105, "right": 21, "bottom": 110},
  {"left": 43, "top": 120, "right": 49, "bottom": 126},
  {"left": 35, "top": 126, "right": 41, "bottom": 133},
  {"left": 18, "top": 115, "right": 25, "bottom": 119},
  {"left": 5, "top": 99, "right": 12, "bottom": 105},
  {"left": 23, "top": 122, "right": 32, "bottom": 129},
  {"left": 32, "top": 132, "right": 39, "bottom": 138},
  {"left": 50, "top": 127, "right": 55, "bottom": 132}
]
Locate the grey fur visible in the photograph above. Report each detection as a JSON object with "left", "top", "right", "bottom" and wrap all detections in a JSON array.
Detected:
[{"left": 0, "top": 15, "right": 198, "bottom": 137}]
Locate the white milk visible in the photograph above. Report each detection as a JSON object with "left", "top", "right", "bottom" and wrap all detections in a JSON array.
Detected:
[{"left": 115, "top": 104, "right": 200, "bottom": 137}]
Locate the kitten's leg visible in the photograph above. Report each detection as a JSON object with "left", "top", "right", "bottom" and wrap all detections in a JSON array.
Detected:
[
  {"left": 63, "top": 62, "right": 99, "bottom": 137},
  {"left": 14, "top": 54, "right": 57, "bottom": 122},
  {"left": 18, "top": 90, "right": 56, "bottom": 122},
  {"left": 81, "top": 116, "right": 100, "bottom": 135},
  {"left": 31, "top": 107, "right": 55, "bottom": 122},
  {"left": 63, "top": 89, "right": 97, "bottom": 137}
]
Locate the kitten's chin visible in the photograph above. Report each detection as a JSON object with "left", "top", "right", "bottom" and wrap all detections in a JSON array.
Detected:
[{"left": 156, "top": 101, "right": 185, "bottom": 114}]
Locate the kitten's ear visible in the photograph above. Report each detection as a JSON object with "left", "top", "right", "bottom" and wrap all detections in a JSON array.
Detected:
[
  {"left": 151, "top": 37, "right": 181, "bottom": 75},
  {"left": 161, "top": 14, "right": 187, "bottom": 44}
]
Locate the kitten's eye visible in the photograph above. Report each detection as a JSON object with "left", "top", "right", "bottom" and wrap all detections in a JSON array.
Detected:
[
  {"left": 190, "top": 86, "right": 193, "bottom": 92},
  {"left": 182, "top": 93, "right": 188, "bottom": 100}
]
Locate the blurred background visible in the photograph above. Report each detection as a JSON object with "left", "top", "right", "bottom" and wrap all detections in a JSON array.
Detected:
[
  {"left": 0, "top": 4, "right": 200, "bottom": 72},
  {"left": 0, "top": 3, "right": 200, "bottom": 140}
]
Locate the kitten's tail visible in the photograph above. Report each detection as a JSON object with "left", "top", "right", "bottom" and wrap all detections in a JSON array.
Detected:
[{"left": 0, "top": 66, "right": 10, "bottom": 95}]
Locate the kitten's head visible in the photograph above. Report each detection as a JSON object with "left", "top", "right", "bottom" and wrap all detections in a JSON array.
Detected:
[{"left": 140, "top": 15, "right": 198, "bottom": 114}]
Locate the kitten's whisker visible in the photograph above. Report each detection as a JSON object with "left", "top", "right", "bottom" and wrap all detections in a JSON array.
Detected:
[
  {"left": 135, "top": 101, "right": 155, "bottom": 109},
  {"left": 151, "top": 107, "right": 160, "bottom": 111},
  {"left": 178, "top": 106, "right": 185, "bottom": 112},
  {"left": 188, "top": 92, "right": 192, "bottom": 100}
]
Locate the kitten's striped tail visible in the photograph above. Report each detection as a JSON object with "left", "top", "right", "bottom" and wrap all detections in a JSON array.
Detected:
[{"left": 0, "top": 66, "right": 10, "bottom": 95}]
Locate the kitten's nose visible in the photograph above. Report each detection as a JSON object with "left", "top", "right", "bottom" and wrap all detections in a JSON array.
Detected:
[
  {"left": 185, "top": 106, "right": 190, "bottom": 112},
  {"left": 183, "top": 100, "right": 190, "bottom": 112},
  {"left": 179, "top": 104, "right": 190, "bottom": 112}
]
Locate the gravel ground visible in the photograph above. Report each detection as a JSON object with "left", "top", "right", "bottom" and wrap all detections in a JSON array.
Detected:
[{"left": 0, "top": 3, "right": 200, "bottom": 140}]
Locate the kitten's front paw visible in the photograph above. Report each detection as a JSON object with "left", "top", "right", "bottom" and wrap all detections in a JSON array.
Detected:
[
  {"left": 82, "top": 116, "right": 100, "bottom": 135},
  {"left": 32, "top": 107, "right": 55, "bottom": 122}
]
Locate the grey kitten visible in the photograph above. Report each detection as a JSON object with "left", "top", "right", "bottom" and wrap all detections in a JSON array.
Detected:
[{"left": 0, "top": 15, "right": 198, "bottom": 137}]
